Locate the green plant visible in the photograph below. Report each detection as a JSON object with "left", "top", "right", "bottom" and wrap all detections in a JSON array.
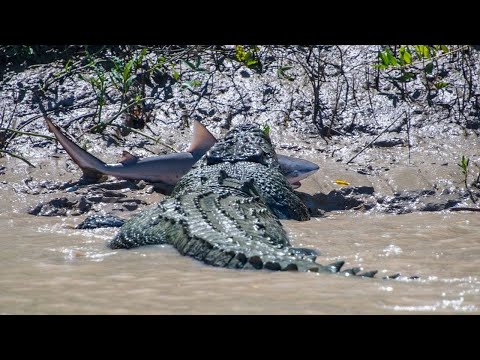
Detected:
[
  {"left": 277, "top": 65, "right": 295, "bottom": 81},
  {"left": 79, "top": 67, "right": 109, "bottom": 129},
  {"left": 109, "top": 57, "right": 137, "bottom": 103},
  {"left": 457, "top": 155, "right": 477, "bottom": 203},
  {"left": 184, "top": 56, "right": 207, "bottom": 72},
  {"left": 262, "top": 124, "right": 270, "bottom": 136},
  {"left": 235, "top": 45, "right": 262, "bottom": 72},
  {"left": 375, "top": 45, "right": 450, "bottom": 71},
  {"left": 458, "top": 154, "right": 469, "bottom": 177}
]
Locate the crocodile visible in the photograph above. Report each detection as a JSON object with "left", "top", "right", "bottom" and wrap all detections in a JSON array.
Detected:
[{"left": 109, "top": 123, "right": 386, "bottom": 277}]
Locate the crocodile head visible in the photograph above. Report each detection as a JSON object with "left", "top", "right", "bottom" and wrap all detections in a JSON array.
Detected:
[{"left": 202, "top": 124, "right": 280, "bottom": 171}]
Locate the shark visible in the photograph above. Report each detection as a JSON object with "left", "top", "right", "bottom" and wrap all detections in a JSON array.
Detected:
[{"left": 44, "top": 116, "right": 319, "bottom": 193}]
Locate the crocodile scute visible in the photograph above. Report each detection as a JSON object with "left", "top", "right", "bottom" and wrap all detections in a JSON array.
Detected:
[{"left": 109, "top": 124, "right": 378, "bottom": 276}]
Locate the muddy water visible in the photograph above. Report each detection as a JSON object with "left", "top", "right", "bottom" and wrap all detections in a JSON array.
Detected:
[
  {"left": 1, "top": 151, "right": 480, "bottom": 314},
  {"left": 0, "top": 209, "right": 479, "bottom": 314}
]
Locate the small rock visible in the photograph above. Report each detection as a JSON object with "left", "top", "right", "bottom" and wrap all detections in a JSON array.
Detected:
[
  {"left": 121, "top": 202, "right": 139, "bottom": 211},
  {"left": 76, "top": 214, "right": 125, "bottom": 229},
  {"left": 90, "top": 180, "right": 139, "bottom": 191},
  {"left": 356, "top": 168, "right": 371, "bottom": 175},
  {"left": 28, "top": 197, "right": 92, "bottom": 216}
]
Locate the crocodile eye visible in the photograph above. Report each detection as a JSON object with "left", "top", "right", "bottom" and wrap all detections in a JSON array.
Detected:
[
  {"left": 206, "top": 149, "right": 222, "bottom": 165},
  {"left": 247, "top": 148, "right": 265, "bottom": 163}
]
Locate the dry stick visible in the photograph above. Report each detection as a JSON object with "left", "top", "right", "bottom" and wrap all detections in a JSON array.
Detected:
[
  {"left": 406, "top": 112, "right": 411, "bottom": 165},
  {"left": 475, "top": 163, "right": 480, "bottom": 185},
  {"left": 0, "top": 128, "right": 55, "bottom": 141},
  {"left": 346, "top": 111, "right": 406, "bottom": 164},
  {"left": 0, "top": 149, "right": 36, "bottom": 168},
  {"left": 464, "top": 173, "right": 477, "bottom": 204},
  {"left": 450, "top": 207, "right": 480, "bottom": 212}
]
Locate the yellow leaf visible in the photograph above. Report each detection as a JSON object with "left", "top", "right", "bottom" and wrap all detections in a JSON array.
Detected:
[{"left": 335, "top": 179, "right": 350, "bottom": 186}]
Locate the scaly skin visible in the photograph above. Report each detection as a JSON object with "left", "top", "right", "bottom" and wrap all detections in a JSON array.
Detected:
[{"left": 109, "top": 124, "right": 382, "bottom": 276}]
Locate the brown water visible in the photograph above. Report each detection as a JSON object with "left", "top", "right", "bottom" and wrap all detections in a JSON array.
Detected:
[
  {"left": 1, "top": 151, "right": 480, "bottom": 314},
  {"left": 1, "top": 210, "right": 479, "bottom": 314}
]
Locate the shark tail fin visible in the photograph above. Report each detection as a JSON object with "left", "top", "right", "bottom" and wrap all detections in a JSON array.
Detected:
[{"left": 44, "top": 116, "right": 107, "bottom": 181}]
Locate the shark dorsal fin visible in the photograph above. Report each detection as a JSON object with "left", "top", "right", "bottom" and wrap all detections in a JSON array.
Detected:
[
  {"left": 187, "top": 120, "right": 217, "bottom": 154},
  {"left": 120, "top": 150, "right": 140, "bottom": 165}
]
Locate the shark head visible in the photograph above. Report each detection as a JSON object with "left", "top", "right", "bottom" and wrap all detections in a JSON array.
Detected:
[{"left": 276, "top": 154, "right": 319, "bottom": 188}]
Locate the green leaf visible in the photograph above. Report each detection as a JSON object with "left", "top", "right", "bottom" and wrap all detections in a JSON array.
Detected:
[
  {"left": 278, "top": 66, "right": 294, "bottom": 80},
  {"left": 414, "top": 45, "right": 430, "bottom": 59},
  {"left": 235, "top": 45, "right": 246, "bottom": 62},
  {"left": 399, "top": 46, "right": 412, "bottom": 65},
  {"left": 373, "top": 64, "right": 388, "bottom": 70},
  {"left": 182, "top": 80, "right": 201, "bottom": 90},
  {"left": 172, "top": 71, "right": 180, "bottom": 81},
  {"left": 136, "top": 48, "right": 147, "bottom": 67},
  {"left": 434, "top": 81, "right": 449, "bottom": 89},
  {"left": 191, "top": 79, "right": 201, "bottom": 87},
  {"left": 379, "top": 51, "right": 389, "bottom": 66},
  {"left": 441, "top": 45, "right": 449, "bottom": 53},
  {"left": 124, "top": 60, "right": 134, "bottom": 82},
  {"left": 424, "top": 62, "right": 434, "bottom": 74},
  {"left": 422, "top": 46, "right": 430, "bottom": 58},
  {"left": 386, "top": 48, "right": 398, "bottom": 66},
  {"left": 185, "top": 60, "right": 196, "bottom": 70},
  {"left": 400, "top": 72, "right": 416, "bottom": 82},
  {"left": 457, "top": 155, "right": 470, "bottom": 175},
  {"left": 64, "top": 59, "right": 72, "bottom": 71},
  {"left": 262, "top": 124, "right": 270, "bottom": 136}
]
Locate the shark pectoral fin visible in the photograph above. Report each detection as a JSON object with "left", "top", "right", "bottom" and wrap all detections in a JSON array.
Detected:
[
  {"left": 186, "top": 120, "right": 217, "bottom": 154},
  {"left": 120, "top": 150, "right": 140, "bottom": 165}
]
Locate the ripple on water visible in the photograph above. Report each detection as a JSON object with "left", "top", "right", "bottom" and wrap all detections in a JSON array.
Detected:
[
  {"left": 387, "top": 297, "right": 478, "bottom": 313},
  {"left": 1, "top": 211, "right": 480, "bottom": 314}
]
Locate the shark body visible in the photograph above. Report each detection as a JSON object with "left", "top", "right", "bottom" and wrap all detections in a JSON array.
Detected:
[{"left": 45, "top": 117, "right": 319, "bottom": 191}]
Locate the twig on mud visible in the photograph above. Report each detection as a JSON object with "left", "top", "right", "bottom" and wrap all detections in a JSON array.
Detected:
[
  {"left": 450, "top": 207, "right": 480, "bottom": 212},
  {"left": 0, "top": 128, "right": 55, "bottom": 141},
  {"left": 475, "top": 162, "right": 480, "bottom": 187},
  {"left": 406, "top": 112, "right": 411, "bottom": 165},
  {"left": 346, "top": 111, "right": 406, "bottom": 164},
  {"left": 0, "top": 149, "right": 36, "bottom": 167},
  {"left": 19, "top": 97, "right": 97, "bottom": 131},
  {"left": 65, "top": 112, "right": 98, "bottom": 128}
]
